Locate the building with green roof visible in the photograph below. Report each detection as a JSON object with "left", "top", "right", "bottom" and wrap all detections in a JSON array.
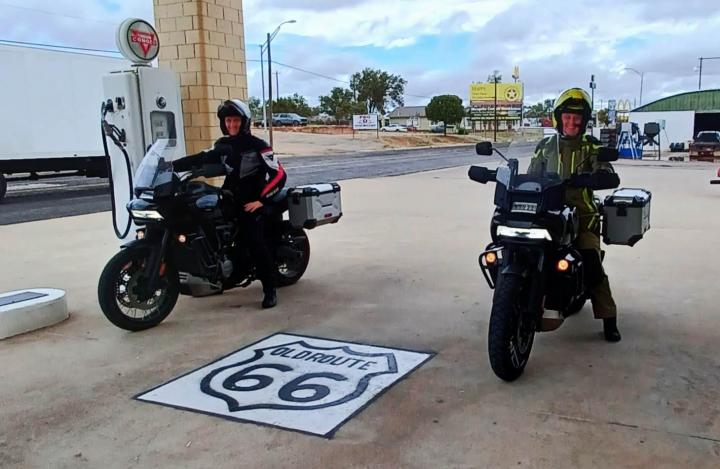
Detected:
[{"left": 630, "top": 90, "right": 720, "bottom": 149}]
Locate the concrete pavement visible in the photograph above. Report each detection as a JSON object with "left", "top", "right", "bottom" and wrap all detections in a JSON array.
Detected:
[{"left": 1, "top": 161, "right": 719, "bottom": 468}]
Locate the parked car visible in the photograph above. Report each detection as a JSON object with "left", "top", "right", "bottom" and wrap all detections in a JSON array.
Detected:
[
  {"left": 430, "top": 123, "right": 457, "bottom": 133},
  {"left": 272, "top": 113, "right": 309, "bottom": 126},
  {"left": 381, "top": 124, "right": 408, "bottom": 132},
  {"left": 689, "top": 130, "right": 720, "bottom": 162}
]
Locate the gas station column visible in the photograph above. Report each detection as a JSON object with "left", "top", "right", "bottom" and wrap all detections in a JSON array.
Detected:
[{"left": 153, "top": 0, "right": 248, "bottom": 154}]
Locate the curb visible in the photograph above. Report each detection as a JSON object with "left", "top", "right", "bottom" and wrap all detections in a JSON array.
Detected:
[{"left": 0, "top": 288, "right": 68, "bottom": 339}]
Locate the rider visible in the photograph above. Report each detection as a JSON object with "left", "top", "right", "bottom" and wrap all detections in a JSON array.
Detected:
[
  {"left": 529, "top": 88, "right": 622, "bottom": 342},
  {"left": 173, "top": 99, "right": 286, "bottom": 309}
]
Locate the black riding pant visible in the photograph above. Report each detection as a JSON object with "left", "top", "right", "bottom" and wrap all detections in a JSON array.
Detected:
[{"left": 236, "top": 209, "right": 275, "bottom": 292}]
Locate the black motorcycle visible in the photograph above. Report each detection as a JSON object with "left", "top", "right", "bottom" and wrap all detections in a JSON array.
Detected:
[
  {"left": 98, "top": 140, "right": 311, "bottom": 331},
  {"left": 468, "top": 141, "right": 619, "bottom": 381}
]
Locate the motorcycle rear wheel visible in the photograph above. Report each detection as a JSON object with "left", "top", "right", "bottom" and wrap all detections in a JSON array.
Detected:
[
  {"left": 98, "top": 247, "right": 179, "bottom": 331},
  {"left": 275, "top": 228, "right": 310, "bottom": 287},
  {"left": 488, "top": 274, "right": 535, "bottom": 381}
]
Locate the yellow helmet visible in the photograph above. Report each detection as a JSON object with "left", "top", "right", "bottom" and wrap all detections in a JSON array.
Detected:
[{"left": 552, "top": 88, "right": 592, "bottom": 136}]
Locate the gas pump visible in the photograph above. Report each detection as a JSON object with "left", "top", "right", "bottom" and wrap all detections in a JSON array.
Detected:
[{"left": 101, "top": 18, "right": 185, "bottom": 241}]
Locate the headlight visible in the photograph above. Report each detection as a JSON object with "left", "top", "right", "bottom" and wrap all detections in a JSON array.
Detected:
[
  {"left": 497, "top": 225, "right": 552, "bottom": 240},
  {"left": 131, "top": 210, "right": 164, "bottom": 220}
]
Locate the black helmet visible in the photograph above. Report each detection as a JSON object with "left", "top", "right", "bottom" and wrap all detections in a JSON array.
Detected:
[
  {"left": 552, "top": 88, "right": 592, "bottom": 138},
  {"left": 217, "top": 99, "right": 252, "bottom": 135}
]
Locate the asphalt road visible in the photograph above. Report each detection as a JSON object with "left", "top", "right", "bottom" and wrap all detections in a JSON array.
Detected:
[{"left": 0, "top": 143, "right": 533, "bottom": 225}]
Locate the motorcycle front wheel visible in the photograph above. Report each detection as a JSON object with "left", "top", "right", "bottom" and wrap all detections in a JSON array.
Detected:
[
  {"left": 488, "top": 274, "right": 535, "bottom": 381},
  {"left": 97, "top": 247, "right": 179, "bottom": 331}
]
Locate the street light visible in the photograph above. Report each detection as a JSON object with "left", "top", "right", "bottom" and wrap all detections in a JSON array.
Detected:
[
  {"left": 697, "top": 56, "right": 720, "bottom": 90},
  {"left": 623, "top": 67, "right": 644, "bottom": 107},
  {"left": 260, "top": 20, "right": 296, "bottom": 147}
]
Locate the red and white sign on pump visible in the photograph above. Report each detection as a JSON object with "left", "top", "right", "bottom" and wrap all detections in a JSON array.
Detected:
[{"left": 116, "top": 18, "right": 160, "bottom": 64}]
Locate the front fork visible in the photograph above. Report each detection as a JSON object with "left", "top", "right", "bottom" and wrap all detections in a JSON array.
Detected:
[
  {"left": 480, "top": 244, "right": 547, "bottom": 330},
  {"left": 123, "top": 227, "right": 170, "bottom": 296}
]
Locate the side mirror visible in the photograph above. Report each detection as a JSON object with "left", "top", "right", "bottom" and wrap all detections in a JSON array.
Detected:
[
  {"left": 597, "top": 147, "right": 619, "bottom": 162},
  {"left": 468, "top": 165, "right": 496, "bottom": 184},
  {"left": 476, "top": 141, "right": 494, "bottom": 156}
]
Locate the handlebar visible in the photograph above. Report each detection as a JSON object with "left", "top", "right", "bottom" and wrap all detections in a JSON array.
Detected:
[{"left": 468, "top": 165, "right": 497, "bottom": 184}]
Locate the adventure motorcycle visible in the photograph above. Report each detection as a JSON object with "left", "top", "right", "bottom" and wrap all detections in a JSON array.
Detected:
[
  {"left": 98, "top": 139, "right": 315, "bottom": 331},
  {"left": 468, "top": 140, "right": 621, "bottom": 381}
]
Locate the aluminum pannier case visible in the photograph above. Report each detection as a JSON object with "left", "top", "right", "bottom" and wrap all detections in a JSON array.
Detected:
[
  {"left": 288, "top": 183, "right": 342, "bottom": 229},
  {"left": 602, "top": 188, "right": 651, "bottom": 246}
]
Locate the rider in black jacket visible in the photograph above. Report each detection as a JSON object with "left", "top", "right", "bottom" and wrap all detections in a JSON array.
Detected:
[{"left": 173, "top": 99, "right": 286, "bottom": 308}]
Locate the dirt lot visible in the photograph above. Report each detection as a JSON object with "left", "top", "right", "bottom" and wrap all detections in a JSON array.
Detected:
[{"left": 256, "top": 126, "right": 542, "bottom": 156}]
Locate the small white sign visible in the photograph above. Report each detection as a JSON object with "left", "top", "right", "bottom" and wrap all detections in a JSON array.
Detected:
[
  {"left": 135, "top": 333, "right": 433, "bottom": 438},
  {"left": 353, "top": 114, "right": 379, "bottom": 130}
]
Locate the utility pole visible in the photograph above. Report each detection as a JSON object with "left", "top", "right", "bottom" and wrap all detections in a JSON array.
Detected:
[
  {"left": 699, "top": 57, "right": 703, "bottom": 90},
  {"left": 490, "top": 71, "right": 500, "bottom": 143},
  {"left": 494, "top": 78, "right": 498, "bottom": 143},
  {"left": 259, "top": 44, "right": 266, "bottom": 130},
  {"left": 267, "top": 32, "right": 273, "bottom": 147},
  {"left": 262, "top": 20, "right": 296, "bottom": 148},
  {"left": 275, "top": 71, "right": 280, "bottom": 99},
  {"left": 589, "top": 74, "right": 596, "bottom": 121},
  {"left": 697, "top": 56, "right": 720, "bottom": 90}
]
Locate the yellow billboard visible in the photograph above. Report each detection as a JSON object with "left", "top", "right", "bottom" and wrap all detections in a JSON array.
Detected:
[{"left": 469, "top": 83, "right": 523, "bottom": 105}]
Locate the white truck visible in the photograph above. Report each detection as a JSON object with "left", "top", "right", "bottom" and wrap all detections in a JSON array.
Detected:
[{"left": 0, "top": 44, "right": 131, "bottom": 201}]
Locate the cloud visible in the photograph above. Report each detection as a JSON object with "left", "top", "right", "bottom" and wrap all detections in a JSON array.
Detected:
[
  {"left": 4, "top": 0, "right": 720, "bottom": 110},
  {"left": 0, "top": 0, "right": 152, "bottom": 50},
  {"left": 243, "top": 0, "right": 517, "bottom": 49}
]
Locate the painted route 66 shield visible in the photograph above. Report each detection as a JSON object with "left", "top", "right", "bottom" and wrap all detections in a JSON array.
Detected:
[{"left": 135, "top": 334, "right": 433, "bottom": 437}]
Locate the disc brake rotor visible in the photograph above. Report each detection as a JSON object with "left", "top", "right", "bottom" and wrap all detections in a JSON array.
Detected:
[{"left": 115, "top": 261, "right": 165, "bottom": 310}]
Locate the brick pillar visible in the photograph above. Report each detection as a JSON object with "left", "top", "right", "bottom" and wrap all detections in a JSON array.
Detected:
[{"left": 153, "top": 0, "right": 248, "bottom": 156}]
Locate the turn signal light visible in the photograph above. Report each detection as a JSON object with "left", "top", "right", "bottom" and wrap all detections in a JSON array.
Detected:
[
  {"left": 178, "top": 234, "right": 187, "bottom": 243},
  {"left": 485, "top": 252, "right": 497, "bottom": 264},
  {"left": 557, "top": 259, "right": 570, "bottom": 272}
]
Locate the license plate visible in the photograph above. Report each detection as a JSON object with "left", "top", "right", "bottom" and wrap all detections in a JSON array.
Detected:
[{"left": 511, "top": 202, "right": 538, "bottom": 214}]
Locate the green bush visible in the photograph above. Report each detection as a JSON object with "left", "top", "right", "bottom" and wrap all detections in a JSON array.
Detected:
[{"left": 457, "top": 127, "right": 470, "bottom": 135}]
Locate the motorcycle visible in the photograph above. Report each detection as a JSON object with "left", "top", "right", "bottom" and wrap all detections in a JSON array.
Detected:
[
  {"left": 468, "top": 140, "right": 620, "bottom": 381},
  {"left": 98, "top": 139, "right": 315, "bottom": 331}
]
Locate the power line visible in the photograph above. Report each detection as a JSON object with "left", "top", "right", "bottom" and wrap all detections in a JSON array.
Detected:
[
  {"left": 0, "top": 2, "right": 118, "bottom": 25},
  {"left": 1, "top": 37, "right": 431, "bottom": 100},
  {"left": 0, "top": 38, "right": 121, "bottom": 55},
  {"left": 249, "top": 58, "right": 431, "bottom": 99}
]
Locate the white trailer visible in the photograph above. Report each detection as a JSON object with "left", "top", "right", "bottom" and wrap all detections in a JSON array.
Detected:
[{"left": 0, "top": 44, "right": 131, "bottom": 201}]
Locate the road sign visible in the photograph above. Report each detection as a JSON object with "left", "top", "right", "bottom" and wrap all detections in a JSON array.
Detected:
[{"left": 352, "top": 114, "right": 379, "bottom": 130}]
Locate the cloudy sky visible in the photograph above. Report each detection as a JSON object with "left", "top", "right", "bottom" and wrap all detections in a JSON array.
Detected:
[{"left": 3, "top": 0, "right": 720, "bottom": 109}]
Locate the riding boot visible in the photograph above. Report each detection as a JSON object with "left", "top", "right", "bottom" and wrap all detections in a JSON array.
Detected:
[
  {"left": 262, "top": 287, "right": 277, "bottom": 309},
  {"left": 603, "top": 318, "right": 621, "bottom": 343}
]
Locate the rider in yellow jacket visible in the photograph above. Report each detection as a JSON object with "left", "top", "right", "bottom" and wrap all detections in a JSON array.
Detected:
[{"left": 529, "top": 88, "right": 621, "bottom": 342}]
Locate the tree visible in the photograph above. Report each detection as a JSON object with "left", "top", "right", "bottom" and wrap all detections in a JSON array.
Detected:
[
  {"left": 524, "top": 102, "right": 547, "bottom": 119},
  {"left": 426, "top": 95, "right": 465, "bottom": 136},
  {"left": 543, "top": 99, "right": 555, "bottom": 114},
  {"left": 349, "top": 68, "right": 407, "bottom": 114},
  {"left": 248, "top": 96, "right": 262, "bottom": 120},
  {"left": 271, "top": 93, "right": 313, "bottom": 116},
  {"left": 319, "top": 87, "right": 366, "bottom": 123},
  {"left": 597, "top": 108, "right": 609, "bottom": 126}
]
